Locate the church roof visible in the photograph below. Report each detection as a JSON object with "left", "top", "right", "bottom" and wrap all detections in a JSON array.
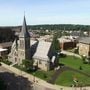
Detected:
[
  {"left": 19, "top": 16, "right": 30, "bottom": 38},
  {"left": 33, "top": 41, "right": 51, "bottom": 61}
]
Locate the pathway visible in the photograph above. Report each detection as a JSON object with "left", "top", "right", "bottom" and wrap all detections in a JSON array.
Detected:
[
  {"left": 47, "top": 66, "right": 67, "bottom": 84},
  {"left": 61, "top": 50, "right": 81, "bottom": 58}
]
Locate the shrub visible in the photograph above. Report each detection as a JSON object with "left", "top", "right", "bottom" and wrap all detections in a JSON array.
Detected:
[{"left": 79, "top": 66, "right": 83, "bottom": 70}]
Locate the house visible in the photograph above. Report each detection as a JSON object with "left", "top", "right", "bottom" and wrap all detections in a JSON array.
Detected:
[
  {"left": 8, "top": 16, "right": 58, "bottom": 71},
  {"left": 78, "top": 37, "right": 90, "bottom": 56}
]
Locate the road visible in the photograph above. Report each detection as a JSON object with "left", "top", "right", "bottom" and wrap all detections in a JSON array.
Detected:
[{"left": 0, "top": 66, "right": 32, "bottom": 90}]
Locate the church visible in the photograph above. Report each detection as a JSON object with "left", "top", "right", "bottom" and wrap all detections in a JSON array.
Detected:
[{"left": 8, "top": 16, "right": 58, "bottom": 71}]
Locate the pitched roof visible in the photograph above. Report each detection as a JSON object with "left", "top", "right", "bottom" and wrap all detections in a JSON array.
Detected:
[
  {"left": 19, "top": 16, "right": 30, "bottom": 38},
  {"left": 79, "top": 37, "right": 90, "bottom": 44},
  {"left": 0, "top": 42, "right": 12, "bottom": 48},
  {"left": 33, "top": 41, "right": 51, "bottom": 61}
]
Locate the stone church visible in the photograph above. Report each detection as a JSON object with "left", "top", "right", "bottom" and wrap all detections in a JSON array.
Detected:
[{"left": 8, "top": 16, "right": 58, "bottom": 71}]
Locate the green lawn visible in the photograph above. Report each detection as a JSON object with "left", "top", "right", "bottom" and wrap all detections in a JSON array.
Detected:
[
  {"left": 14, "top": 64, "right": 55, "bottom": 81},
  {"left": 32, "top": 70, "right": 55, "bottom": 81},
  {"left": 55, "top": 70, "right": 90, "bottom": 86},
  {"left": 59, "top": 56, "right": 90, "bottom": 75},
  {"left": 14, "top": 56, "right": 90, "bottom": 86}
]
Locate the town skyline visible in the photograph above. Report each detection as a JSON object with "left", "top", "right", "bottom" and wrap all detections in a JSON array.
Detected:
[{"left": 0, "top": 0, "right": 90, "bottom": 26}]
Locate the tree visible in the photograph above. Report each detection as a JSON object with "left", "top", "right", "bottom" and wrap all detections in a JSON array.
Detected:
[
  {"left": 52, "top": 34, "right": 60, "bottom": 52},
  {"left": 0, "top": 27, "right": 15, "bottom": 43},
  {"left": 22, "top": 59, "right": 33, "bottom": 71}
]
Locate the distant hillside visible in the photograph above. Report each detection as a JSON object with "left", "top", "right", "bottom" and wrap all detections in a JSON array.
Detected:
[
  {"left": 0, "top": 24, "right": 90, "bottom": 34},
  {"left": 29, "top": 24, "right": 90, "bottom": 31}
]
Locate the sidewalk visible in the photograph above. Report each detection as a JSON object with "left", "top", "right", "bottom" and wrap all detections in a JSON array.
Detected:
[{"left": 61, "top": 50, "right": 81, "bottom": 58}]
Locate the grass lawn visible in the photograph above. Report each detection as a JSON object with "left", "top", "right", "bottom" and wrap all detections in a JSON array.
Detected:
[
  {"left": 59, "top": 56, "right": 90, "bottom": 75},
  {"left": 14, "top": 56, "right": 90, "bottom": 86},
  {"left": 55, "top": 70, "right": 90, "bottom": 86},
  {"left": 14, "top": 64, "right": 55, "bottom": 81},
  {"left": 32, "top": 70, "right": 55, "bottom": 81}
]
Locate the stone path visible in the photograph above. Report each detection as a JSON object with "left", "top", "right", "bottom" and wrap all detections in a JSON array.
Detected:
[{"left": 47, "top": 66, "right": 67, "bottom": 84}]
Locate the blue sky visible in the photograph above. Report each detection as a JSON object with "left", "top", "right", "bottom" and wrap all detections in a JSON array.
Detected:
[{"left": 0, "top": 0, "right": 90, "bottom": 26}]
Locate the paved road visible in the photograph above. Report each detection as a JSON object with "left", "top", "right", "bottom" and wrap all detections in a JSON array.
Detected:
[{"left": 0, "top": 66, "right": 32, "bottom": 90}]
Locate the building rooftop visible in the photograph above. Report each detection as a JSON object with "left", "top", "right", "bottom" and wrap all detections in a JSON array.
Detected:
[
  {"left": 79, "top": 37, "right": 90, "bottom": 44},
  {"left": 0, "top": 42, "right": 12, "bottom": 48},
  {"left": 58, "top": 37, "right": 73, "bottom": 43},
  {"left": 33, "top": 41, "right": 51, "bottom": 61}
]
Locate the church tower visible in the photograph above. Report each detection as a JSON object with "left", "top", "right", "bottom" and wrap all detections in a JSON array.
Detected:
[{"left": 18, "top": 16, "right": 30, "bottom": 64}]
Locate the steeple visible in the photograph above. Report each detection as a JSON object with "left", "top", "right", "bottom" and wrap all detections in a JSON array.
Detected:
[{"left": 19, "top": 16, "right": 30, "bottom": 38}]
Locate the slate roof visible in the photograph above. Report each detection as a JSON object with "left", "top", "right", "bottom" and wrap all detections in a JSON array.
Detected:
[
  {"left": 33, "top": 41, "right": 51, "bottom": 61},
  {"left": 19, "top": 16, "right": 30, "bottom": 38},
  {"left": 79, "top": 37, "right": 90, "bottom": 44}
]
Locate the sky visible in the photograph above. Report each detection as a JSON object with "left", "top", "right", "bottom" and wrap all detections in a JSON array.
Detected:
[{"left": 0, "top": 0, "right": 90, "bottom": 26}]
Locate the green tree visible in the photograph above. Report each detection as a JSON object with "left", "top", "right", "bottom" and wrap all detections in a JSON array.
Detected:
[
  {"left": 52, "top": 34, "right": 60, "bottom": 52},
  {"left": 22, "top": 59, "right": 33, "bottom": 71}
]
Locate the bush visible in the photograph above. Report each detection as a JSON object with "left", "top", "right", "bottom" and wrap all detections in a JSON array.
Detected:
[
  {"left": 2, "top": 60, "right": 12, "bottom": 65},
  {"left": 43, "top": 73, "right": 47, "bottom": 78},
  {"left": 59, "top": 53, "right": 66, "bottom": 57},
  {"left": 79, "top": 66, "right": 83, "bottom": 70}
]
